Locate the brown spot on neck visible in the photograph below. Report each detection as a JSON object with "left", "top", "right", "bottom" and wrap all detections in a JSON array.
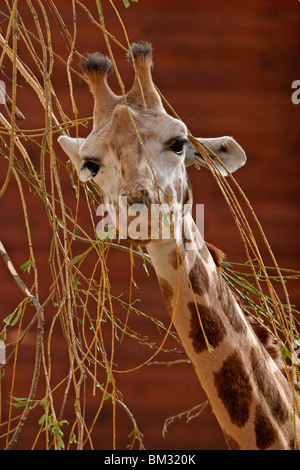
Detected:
[
  {"left": 189, "top": 256, "right": 210, "bottom": 297},
  {"left": 214, "top": 351, "right": 252, "bottom": 427},
  {"left": 168, "top": 248, "right": 182, "bottom": 271},
  {"left": 188, "top": 301, "right": 226, "bottom": 353},
  {"left": 251, "top": 347, "right": 289, "bottom": 424},
  {"left": 158, "top": 277, "right": 174, "bottom": 314},
  {"left": 246, "top": 312, "right": 282, "bottom": 369},
  {"left": 218, "top": 273, "right": 246, "bottom": 333},
  {"left": 254, "top": 404, "right": 278, "bottom": 449},
  {"left": 223, "top": 432, "right": 241, "bottom": 450}
]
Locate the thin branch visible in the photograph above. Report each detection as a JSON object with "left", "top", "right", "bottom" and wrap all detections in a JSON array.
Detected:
[{"left": 0, "top": 241, "right": 44, "bottom": 449}]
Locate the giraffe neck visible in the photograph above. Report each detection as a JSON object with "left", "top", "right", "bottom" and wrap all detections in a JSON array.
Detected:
[{"left": 146, "top": 213, "right": 299, "bottom": 450}]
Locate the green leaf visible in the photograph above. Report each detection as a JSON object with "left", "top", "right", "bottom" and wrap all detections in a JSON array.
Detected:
[
  {"left": 11, "top": 402, "right": 31, "bottom": 408},
  {"left": 123, "top": 0, "right": 138, "bottom": 6},
  {"left": 104, "top": 393, "right": 113, "bottom": 401},
  {"left": 58, "top": 419, "right": 69, "bottom": 427},
  {"left": 137, "top": 247, "right": 150, "bottom": 277},
  {"left": 4, "top": 306, "right": 23, "bottom": 327},
  {"left": 1, "top": 329, "right": 6, "bottom": 342},
  {"left": 96, "top": 225, "right": 117, "bottom": 241},
  {"left": 163, "top": 214, "right": 171, "bottom": 229},
  {"left": 70, "top": 434, "right": 77, "bottom": 444},
  {"left": 52, "top": 427, "right": 64, "bottom": 437},
  {"left": 40, "top": 397, "right": 47, "bottom": 409},
  {"left": 11, "top": 397, "right": 32, "bottom": 408},
  {"left": 55, "top": 217, "right": 64, "bottom": 228},
  {"left": 20, "top": 259, "right": 33, "bottom": 274},
  {"left": 3, "top": 313, "right": 13, "bottom": 325},
  {"left": 281, "top": 345, "right": 292, "bottom": 361},
  {"left": 11, "top": 306, "right": 22, "bottom": 326},
  {"left": 68, "top": 246, "right": 93, "bottom": 266},
  {"left": 97, "top": 0, "right": 104, "bottom": 19},
  {"left": 38, "top": 414, "right": 46, "bottom": 425},
  {"left": 73, "top": 276, "right": 80, "bottom": 290}
]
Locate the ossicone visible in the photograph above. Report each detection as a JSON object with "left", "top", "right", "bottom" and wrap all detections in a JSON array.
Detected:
[
  {"left": 126, "top": 42, "right": 153, "bottom": 68},
  {"left": 126, "top": 41, "right": 162, "bottom": 111},
  {"left": 81, "top": 52, "right": 112, "bottom": 77},
  {"left": 81, "top": 52, "right": 119, "bottom": 125}
]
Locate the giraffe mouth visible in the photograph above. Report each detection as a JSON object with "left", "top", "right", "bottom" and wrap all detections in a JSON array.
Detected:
[
  {"left": 126, "top": 236, "right": 152, "bottom": 247},
  {"left": 113, "top": 201, "right": 155, "bottom": 243},
  {"left": 97, "top": 198, "right": 179, "bottom": 244}
]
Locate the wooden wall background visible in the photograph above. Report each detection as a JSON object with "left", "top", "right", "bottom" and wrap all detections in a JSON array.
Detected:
[{"left": 0, "top": 0, "right": 299, "bottom": 450}]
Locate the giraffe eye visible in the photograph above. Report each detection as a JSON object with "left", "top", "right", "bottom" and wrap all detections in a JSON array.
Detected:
[
  {"left": 169, "top": 139, "right": 187, "bottom": 156},
  {"left": 82, "top": 161, "right": 100, "bottom": 177}
]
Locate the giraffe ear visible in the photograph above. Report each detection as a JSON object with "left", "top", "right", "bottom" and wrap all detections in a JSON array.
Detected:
[
  {"left": 185, "top": 136, "right": 246, "bottom": 176},
  {"left": 57, "top": 136, "right": 86, "bottom": 170}
]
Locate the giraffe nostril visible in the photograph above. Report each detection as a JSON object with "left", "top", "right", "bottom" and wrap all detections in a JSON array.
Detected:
[{"left": 123, "top": 189, "right": 152, "bottom": 208}]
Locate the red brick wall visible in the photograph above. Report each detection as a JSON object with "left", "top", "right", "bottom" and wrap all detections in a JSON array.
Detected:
[{"left": 0, "top": 0, "right": 299, "bottom": 450}]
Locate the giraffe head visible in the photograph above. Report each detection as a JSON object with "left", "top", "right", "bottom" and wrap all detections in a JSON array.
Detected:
[{"left": 58, "top": 42, "right": 246, "bottom": 244}]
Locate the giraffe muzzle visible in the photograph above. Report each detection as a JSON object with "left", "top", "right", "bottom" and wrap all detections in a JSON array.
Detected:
[{"left": 123, "top": 189, "right": 153, "bottom": 209}]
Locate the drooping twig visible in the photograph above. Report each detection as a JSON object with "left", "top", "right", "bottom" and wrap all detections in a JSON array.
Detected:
[{"left": 0, "top": 240, "right": 45, "bottom": 449}]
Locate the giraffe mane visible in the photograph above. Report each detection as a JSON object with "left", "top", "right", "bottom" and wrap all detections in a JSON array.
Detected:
[{"left": 205, "top": 241, "right": 284, "bottom": 371}]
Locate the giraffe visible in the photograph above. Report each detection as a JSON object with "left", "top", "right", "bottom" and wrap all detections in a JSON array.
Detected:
[{"left": 58, "top": 42, "right": 300, "bottom": 450}]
